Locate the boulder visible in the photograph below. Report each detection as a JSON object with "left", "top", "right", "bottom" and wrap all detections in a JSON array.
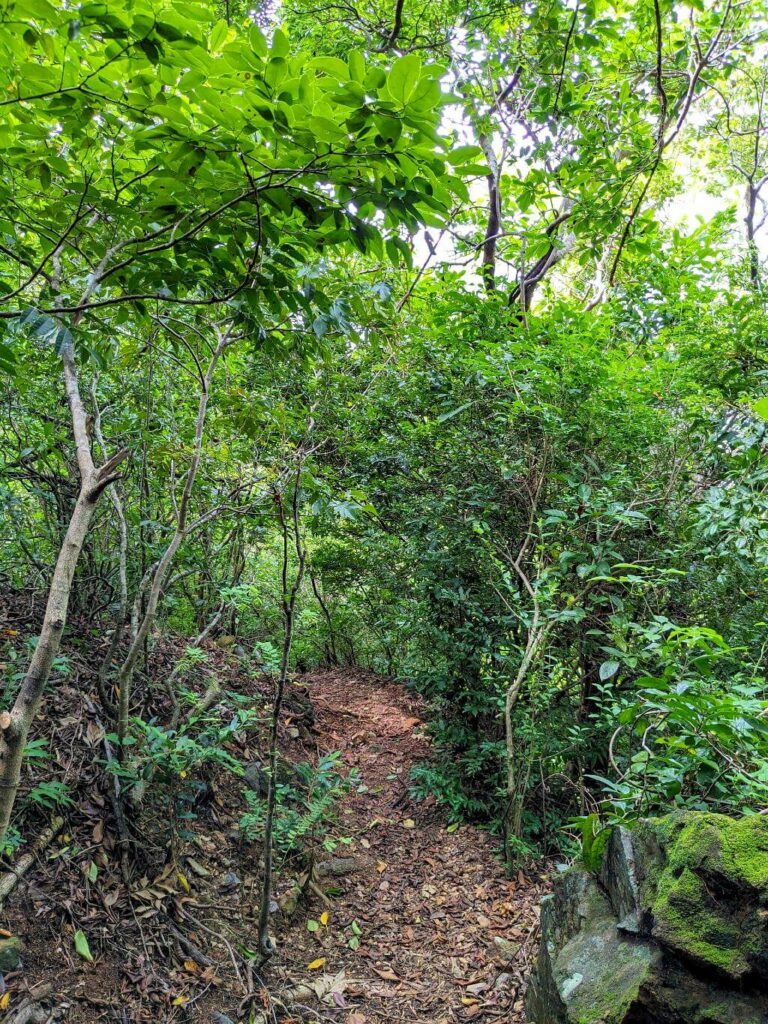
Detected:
[
  {"left": 526, "top": 811, "right": 768, "bottom": 1023},
  {"left": 525, "top": 868, "right": 660, "bottom": 1024}
]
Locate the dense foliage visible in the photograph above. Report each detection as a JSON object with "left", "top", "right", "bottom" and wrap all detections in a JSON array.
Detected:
[{"left": 1, "top": 0, "right": 768, "bottom": 881}]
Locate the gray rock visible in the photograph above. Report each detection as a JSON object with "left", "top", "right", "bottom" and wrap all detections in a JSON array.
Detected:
[
  {"left": 525, "top": 812, "right": 768, "bottom": 1024},
  {"left": 526, "top": 868, "right": 659, "bottom": 1024},
  {"left": 493, "top": 936, "right": 520, "bottom": 961},
  {"left": 243, "top": 760, "right": 269, "bottom": 798},
  {"left": 599, "top": 826, "right": 642, "bottom": 931},
  {"left": 218, "top": 871, "right": 241, "bottom": 891},
  {"left": 316, "top": 856, "right": 361, "bottom": 877}
]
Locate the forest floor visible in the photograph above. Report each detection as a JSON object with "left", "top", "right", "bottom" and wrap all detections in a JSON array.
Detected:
[
  {"left": 274, "top": 670, "right": 548, "bottom": 1024},
  {"left": 0, "top": 597, "right": 547, "bottom": 1023}
]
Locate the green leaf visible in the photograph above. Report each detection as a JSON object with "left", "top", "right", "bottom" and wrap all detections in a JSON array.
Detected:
[
  {"left": 270, "top": 27, "right": 289, "bottom": 58},
  {"left": 386, "top": 53, "right": 421, "bottom": 105},
  {"left": 311, "top": 56, "right": 349, "bottom": 81},
  {"left": 446, "top": 145, "right": 483, "bottom": 166},
  {"left": 308, "top": 116, "right": 347, "bottom": 143},
  {"left": 74, "top": 929, "right": 94, "bottom": 962},
  {"left": 599, "top": 660, "right": 620, "bottom": 681},
  {"left": 437, "top": 403, "right": 471, "bottom": 423},
  {"left": 0, "top": 342, "right": 16, "bottom": 376},
  {"left": 374, "top": 113, "right": 401, "bottom": 144},
  {"left": 753, "top": 398, "right": 768, "bottom": 421},
  {"left": 209, "top": 19, "right": 229, "bottom": 51},
  {"left": 348, "top": 50, "right": 365, "bottom": 82},
  {"left": 306, "top": 919, "right": 320, "bottom": 932},
  {"left": 248, "top": 23, "right": 268, "bottom": 57}
]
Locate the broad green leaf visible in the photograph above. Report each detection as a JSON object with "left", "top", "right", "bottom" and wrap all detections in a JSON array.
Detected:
[
  {"left": 386, "top": 53, "right": 421, "bottom": 105},
  {"left": 599, "top": 661, "right": 620, "bottom": 681},
  {"left": 209, "top": 19, "right": 229, "bottom": 51}
]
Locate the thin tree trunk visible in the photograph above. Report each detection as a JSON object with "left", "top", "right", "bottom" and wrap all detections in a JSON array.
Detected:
[
  {"left": 479, "top": 135, "right": 501, "bottom": 294},
  {"left": 114, "top": 328, "right": 232, "bottom": 750},
  {"left": 0, "top": 341, "right": 127, "bottom": 846},
  {"left": 309, "top": 570, "right": 337, "bottom": 665},
  {"left": 91, "top": 378, "right": 128, "bottom": 715},
  {"left": 258, "top": 466, "right": 307, "bottom": 961}
]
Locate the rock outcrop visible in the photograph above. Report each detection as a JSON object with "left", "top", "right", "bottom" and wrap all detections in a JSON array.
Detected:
[{"left": 525, "top": 811, "right": 768, "bottom": 1023}]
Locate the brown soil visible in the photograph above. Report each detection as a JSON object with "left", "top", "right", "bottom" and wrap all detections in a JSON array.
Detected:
[
  {"left": 272, "top": 670, "right": 546, "bottom": 1024},
  {"left": 0, "top": 600, "right": 546, "bottom": 1024}
]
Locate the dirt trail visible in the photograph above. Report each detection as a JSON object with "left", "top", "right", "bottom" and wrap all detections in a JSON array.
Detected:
[{"left": 278, "top": 671, "right": 546, "bottom": 1024}]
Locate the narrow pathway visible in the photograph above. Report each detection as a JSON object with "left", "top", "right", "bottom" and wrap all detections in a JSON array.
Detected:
[{"left": 278, "top": 671, "right": 547, "bottom": 1024}]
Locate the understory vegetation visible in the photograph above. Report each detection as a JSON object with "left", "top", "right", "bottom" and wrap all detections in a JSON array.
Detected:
[{"left": 1, "top": 0, "right": 768, "bottom": 930}]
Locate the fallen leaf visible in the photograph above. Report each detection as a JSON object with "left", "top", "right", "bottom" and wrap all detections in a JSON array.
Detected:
[
  {"left": 177, "top": 872, "right": 191, "bottom": 893},
  {"left": 402, "top": 818, "right": 415, "bottom": 829},
  {"left": 320, "top": 911, "right": 330, "bottom": 926},
  {"left": 372, "top": 967, "right": 399, "bottom": 982},
  {"left": 185, "top": 857, "right": 210, "bottom": 877},
  {"left": 86, "top": 720, "right": 104, "bottom": 746},
  {"left": 376, "top": 860, "right": 387, "bottom": 873},
  {"left": 183, "top": 959, "right": 199, "bottom": 974},
  {"left": 0, "top": 992, "right": 9, "bottom": 1010},
  {"left": 308, "top": 958, "right": 326, "bottom": 970},
  {"left": 172, "top": 994, "right": 188, "bottom": 1006}
]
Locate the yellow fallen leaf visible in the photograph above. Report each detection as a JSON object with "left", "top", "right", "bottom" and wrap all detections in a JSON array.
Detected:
[
  {"left": 0, "top": 992, "right": 10, "bottom": 1010},
  {"left": 461, "top": 997, "right": 480, "bottom": 1006},
  {"left": 376, "top": 860, "right": 388, "bottom": 873},
  {"left": 403, "top": 818, "right": 415, "bottom": 829},
  {"left": 172, "top": 995, "right": 189, "bottom": 1006},
  {"left": 320, "top": 911, "right": 329, "bottom": 926},
  {"left": 177, "top": 872, "right": 191, "bottom": 893},
  {"left": 183, "top": 959, "right": 199, "bottom": 973},
  {"left": 308, "top": 957, "right": 326, "bottom": 970}
]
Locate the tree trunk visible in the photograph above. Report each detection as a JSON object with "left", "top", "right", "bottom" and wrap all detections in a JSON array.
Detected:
[
  {"left": 0, "top": 342, "right": 126, "bottom": 847},
  {"left": 114, "top": 328, "right": 232, "bottom": 750}
]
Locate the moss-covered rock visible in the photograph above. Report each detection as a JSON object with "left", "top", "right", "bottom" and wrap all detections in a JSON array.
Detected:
[
  {"left": 0, "top": 936, "right": 22, "bottom": 971},
  {"left": 526, "top": 867, "right": 660, "bottom": 1023},
  {"left": 525, "top": 812, "right": 768, "bottom": 1024},
  {"left": 637, "top": 812, "right": 768, "bottom": 983}
]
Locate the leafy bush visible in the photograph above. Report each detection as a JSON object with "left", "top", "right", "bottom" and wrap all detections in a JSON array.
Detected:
[
  {"left": 591, "top": 628, "right": 768, "bottom": 824},
  {"left": 240, "top": 751, "right": 356, "bottom": 858}
]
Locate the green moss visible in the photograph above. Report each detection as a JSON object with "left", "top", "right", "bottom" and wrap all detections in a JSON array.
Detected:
[
  {"left": 639, "top": 812, "right": 768, "bottom": 980},
  {"left": 654, "top": 866, "right": 745, "bottom": 973},
  {"left": 665, "top": 813, "right": 768, "bottom": 891}
]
